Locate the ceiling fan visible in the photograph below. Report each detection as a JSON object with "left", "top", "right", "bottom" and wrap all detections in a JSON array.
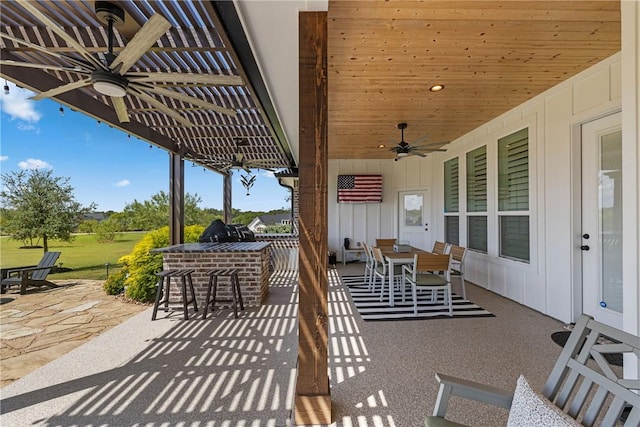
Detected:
[
  {"left": 0, "top": 0, "right": 242, "bottom": 126},
  {"left": 214, "top": 139, "right": 278, "bottom": 173},
  {"left": 389, "top": 123, "right": 447, "bottom": 161}
]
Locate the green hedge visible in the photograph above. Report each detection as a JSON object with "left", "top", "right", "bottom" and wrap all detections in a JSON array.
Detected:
[{"left": 104, "top": 225, "right": 204, "bottom": 302}]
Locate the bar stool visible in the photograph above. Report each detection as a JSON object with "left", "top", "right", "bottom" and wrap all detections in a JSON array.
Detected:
[
  {"left": 203, "top": 268, "right": 244, "bottom": 319},
  {"left": 152, "top": 269, "right": 198, "bottom": 321}
]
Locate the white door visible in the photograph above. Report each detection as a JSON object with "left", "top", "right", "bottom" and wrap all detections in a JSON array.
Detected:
[
  {"left": 581, "top": 112, "right": 623, "bottom": 328},
  {"left": 398, "top": 190, "right": 431, "bottom": 250}
]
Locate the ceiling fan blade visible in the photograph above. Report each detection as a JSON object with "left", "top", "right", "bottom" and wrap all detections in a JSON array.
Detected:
[
  {"left": 409, "top": 151, "right": 427, "bottom": 158},
  {"left": 413, "top": 140, "right": 450, "bottom": 148},
  {"left": 144, "top": 85, "right": 237, "bottom": 117},
  {"left": 411, "top": 135, "right": 429, "bottom": 146},
  {"left": 15, "top": 0, "right": 106, "bottom": 71},
  {"left": 109, "top": 14, "right": 171, "bottom": 75},
  {"left": 126, "top": 72, "right": 243, "bottom": 86},
  {"left": 0, "top": 33, "right": 93, "bottom": 71},
  {"left": 111, "top": 96, "right": 130, "bottom": 123},
  {"left": 0, "top": 60, "right": 91, "bottom": 75},
  {"left": 31, "top": 78, "right": 92, "bottom": 100},
  {"left": 130, "top": 88, "right": 194, "bottom": 127}
]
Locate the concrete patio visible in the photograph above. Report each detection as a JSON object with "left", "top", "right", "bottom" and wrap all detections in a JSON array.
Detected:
[{"left": 0, "top": 264, "right": 567, "bottom": 426}]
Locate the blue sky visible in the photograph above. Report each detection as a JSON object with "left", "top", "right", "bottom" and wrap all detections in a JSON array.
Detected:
[{"left": 0, "top": 82, "right": 290, "bottom": 213}]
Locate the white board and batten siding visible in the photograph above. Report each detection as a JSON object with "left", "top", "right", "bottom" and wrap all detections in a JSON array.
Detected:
[{"left": 329, "top": 52, "right": 623, "bottom": 324}]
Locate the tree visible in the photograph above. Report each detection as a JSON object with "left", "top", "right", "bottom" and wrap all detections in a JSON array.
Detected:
[
  {"left": 121, "top": 190, "right": 207, "bottom": 230},
  {"left": 0, "top": 169, "right": 96, "bottom": 253}
]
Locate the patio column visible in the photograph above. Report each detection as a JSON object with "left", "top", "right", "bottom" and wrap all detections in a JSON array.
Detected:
[
  {"left": 169, "top": 152, "right": 184, "bottom": 245},
  {"left": 295, "top": 11, "right": 331, "bottom": 425},
  {"left": 223, "top": 171, "right": 232, "bottom": 224}
]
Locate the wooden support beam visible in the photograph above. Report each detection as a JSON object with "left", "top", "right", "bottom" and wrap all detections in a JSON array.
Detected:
[
  {"left": 169, "top": 153, "right": 184, "bottom": 245},
  {"left": 295, "top": 11, "right": 331, "bottom": 426}
]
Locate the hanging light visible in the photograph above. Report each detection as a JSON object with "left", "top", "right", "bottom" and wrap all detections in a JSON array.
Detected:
[
  {"left": 59, "top": 107, "right": 64, "bottom": 116},
  {"left": 3, "top": 80, "right": 9, "bottom": 95}
]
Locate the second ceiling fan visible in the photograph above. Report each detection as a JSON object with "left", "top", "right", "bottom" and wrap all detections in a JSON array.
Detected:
[{"left": 389, "top": 123, "right": 447, "bottom": 160}]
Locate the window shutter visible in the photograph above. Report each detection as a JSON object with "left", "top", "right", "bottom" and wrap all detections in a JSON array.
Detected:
[
  {"left": 467, "top": 146, "right": 487, "bottom": 212},
  {"left": 498, "top": 128, "right": 528, "bottom": 211},
  {"left": 444, "top": 157, "right": 459, "bottom": 213}
]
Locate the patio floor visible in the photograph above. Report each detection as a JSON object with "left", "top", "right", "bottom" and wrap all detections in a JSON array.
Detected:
[{"left": 0, "top": 263, "right": 566, "bottom": 426}]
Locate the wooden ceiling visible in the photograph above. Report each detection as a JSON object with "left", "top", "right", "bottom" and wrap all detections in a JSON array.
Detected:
[{"left": 327, "top": 1, "right": 621, "bottom": 159}]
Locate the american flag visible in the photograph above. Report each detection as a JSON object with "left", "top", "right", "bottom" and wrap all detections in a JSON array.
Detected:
[{"left": 337, "top": 175, "right": 383, "bottom": 203}]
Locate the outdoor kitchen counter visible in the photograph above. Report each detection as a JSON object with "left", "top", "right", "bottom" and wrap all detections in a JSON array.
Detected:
[{"left": 152, "top": 242, "right": 271, "bottom": 306}]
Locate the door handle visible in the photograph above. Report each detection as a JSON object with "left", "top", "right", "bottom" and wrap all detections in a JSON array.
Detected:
[
  {"left": 582, "top": 233, "right": 590, "bottom": 239},
  {"left": 580, "top": 245, "right": 590, "bottom": 251}
]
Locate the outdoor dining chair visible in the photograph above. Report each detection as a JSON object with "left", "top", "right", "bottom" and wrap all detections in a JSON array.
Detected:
[
  {"left": 402, "top": 253, "right": 452, "bottom": 316},
  {"left": 375, "top": 238, "right": 396, "bottom": 251},
  {"left": 432, "top": 240, "right": 451, "bottom": 255},
  {"left": 449, "top": 245, "right": 468, "bottom": 299},
  {"left": 361, "top": 242, "right": 375, "bottom": 290},
  {"left": 371, "top": 246, "right": 404, "bottom": 301}
]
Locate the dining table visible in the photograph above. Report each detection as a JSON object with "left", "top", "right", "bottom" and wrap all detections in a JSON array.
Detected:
[{"left": 381, "top": 246, "right": 431, "bottom": 307}]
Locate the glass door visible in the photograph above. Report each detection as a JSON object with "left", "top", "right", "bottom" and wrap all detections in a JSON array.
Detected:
[
  {"left": 581, "top": 112, "right": 622, "bottom": 328},
  {"left": 398, "top": 190, "right": 431, "bottom": 250}
]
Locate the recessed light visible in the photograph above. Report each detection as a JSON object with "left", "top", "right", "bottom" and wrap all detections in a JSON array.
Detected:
[
  {"left": 429, "top": 84, "right": 445, "bottom": 92},
  {"left": 378, "top": 144, "right": 386, "bottom": 148}
]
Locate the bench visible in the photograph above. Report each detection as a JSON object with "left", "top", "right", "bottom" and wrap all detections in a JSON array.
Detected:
[{"left": 425, "top": 314, "right": 640, "bottom": 426}]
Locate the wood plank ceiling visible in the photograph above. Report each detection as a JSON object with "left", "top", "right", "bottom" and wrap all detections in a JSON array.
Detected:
[
  {"left": 327, "top": 1, "right": 621, "bottom": 159},
  {"left": 0, "top": 0, "right": 293, "bottom": 173}
]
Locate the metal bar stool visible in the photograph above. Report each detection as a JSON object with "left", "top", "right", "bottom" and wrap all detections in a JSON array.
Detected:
[
  {"left": 203, "top": 268, "right": 245, "bottom": 319},
  {"left": 152, "top": 269, "right": 198, "bottom": 320}
]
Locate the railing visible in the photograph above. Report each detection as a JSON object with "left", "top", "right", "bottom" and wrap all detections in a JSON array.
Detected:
[{"left": 255, "top": 234, "right": 299, "bottom": 271}]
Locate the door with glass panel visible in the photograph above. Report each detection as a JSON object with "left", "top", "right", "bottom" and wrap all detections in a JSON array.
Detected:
[
  {"left": 398, "top": 190, "right": 431, "bottom": 250},
  {"left": 581, "top": 112, "right": 622, "bottom": 328}
]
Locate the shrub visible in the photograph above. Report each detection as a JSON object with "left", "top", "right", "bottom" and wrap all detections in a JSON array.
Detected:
[
  {"left": 118, "top": 225, "right": 205, "bottom": 302},
  {"left": 104, "top": 268, "right": 126, "bottom": 295}
]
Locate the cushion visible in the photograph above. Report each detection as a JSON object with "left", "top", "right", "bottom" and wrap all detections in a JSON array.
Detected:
[{"left": 506, "top": 375, "right": 580, "bottom": 427}]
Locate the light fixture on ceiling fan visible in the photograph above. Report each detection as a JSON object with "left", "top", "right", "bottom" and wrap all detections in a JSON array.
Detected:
[{"left": 92, "top": 1, "right": 127, "bottom": 97}]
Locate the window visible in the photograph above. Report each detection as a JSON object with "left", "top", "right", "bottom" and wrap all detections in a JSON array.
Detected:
[
  {"left": 468, "top": 216, "right": 488, "bottom": 252},
  {"left": 444, "top": 158, "right": 459, "bottom": 245},
  {"left": 467, "top": 146, "right": 487, "bottom": 252},
  {"left": 445, "top": 216, "right": 459, "bottom": 245},
  {"left": 498, "top": 128, "right": 529, "bottom": 262}
]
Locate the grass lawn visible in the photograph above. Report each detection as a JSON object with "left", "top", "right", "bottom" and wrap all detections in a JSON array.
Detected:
[{"left": 0, "top": 232, "right": 147, "bottom": 280}]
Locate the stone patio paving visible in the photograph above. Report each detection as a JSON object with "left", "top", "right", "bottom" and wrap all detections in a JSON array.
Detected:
[{"left": 0, "top": 280, "right": 149, "bottom": 388}]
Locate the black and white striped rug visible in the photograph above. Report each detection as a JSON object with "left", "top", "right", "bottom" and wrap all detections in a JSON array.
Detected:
[{"left": 341, "top": 275, "right": 495, "bottom": 321}]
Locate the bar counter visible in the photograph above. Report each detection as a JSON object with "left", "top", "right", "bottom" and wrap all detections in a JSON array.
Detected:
[{"left": 153, "top": 241, "right": 271, "bottom": 306}]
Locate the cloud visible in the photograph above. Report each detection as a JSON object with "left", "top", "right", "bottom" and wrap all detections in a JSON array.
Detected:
[
  {"left": 17, "top": 123, "right": 38, "bottom": 132},
  {"left": 18, "top": 158, "right": 51, "bottom": 170},
  {"left": 0, "top": 156, "right": 7, "bottom": 161},
  {"left": 115, "top": 179, "right": 130, "bottom": 187},
  {"left": 0, "top": 83, "right": 42, "bottom": 123}
]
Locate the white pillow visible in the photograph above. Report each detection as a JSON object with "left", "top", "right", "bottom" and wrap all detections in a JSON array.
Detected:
[{"left": 506, "top": 375, "right": 580, "bottom": 427}]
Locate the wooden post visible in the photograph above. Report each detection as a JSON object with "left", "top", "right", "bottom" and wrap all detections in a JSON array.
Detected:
[
  {"left": 295, "top": 11, "right": 330, "bottom": 426},
  {"left": 223, "top": 170, "right": 233, "bottom": 224},
  {"left": 169, "top": 152, "right": 184, "bottom": 245}
]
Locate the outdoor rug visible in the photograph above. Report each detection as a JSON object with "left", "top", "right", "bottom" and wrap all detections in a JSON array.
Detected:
[{"left": 341, "top": 275, "right": 495, "bottom": 321}]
